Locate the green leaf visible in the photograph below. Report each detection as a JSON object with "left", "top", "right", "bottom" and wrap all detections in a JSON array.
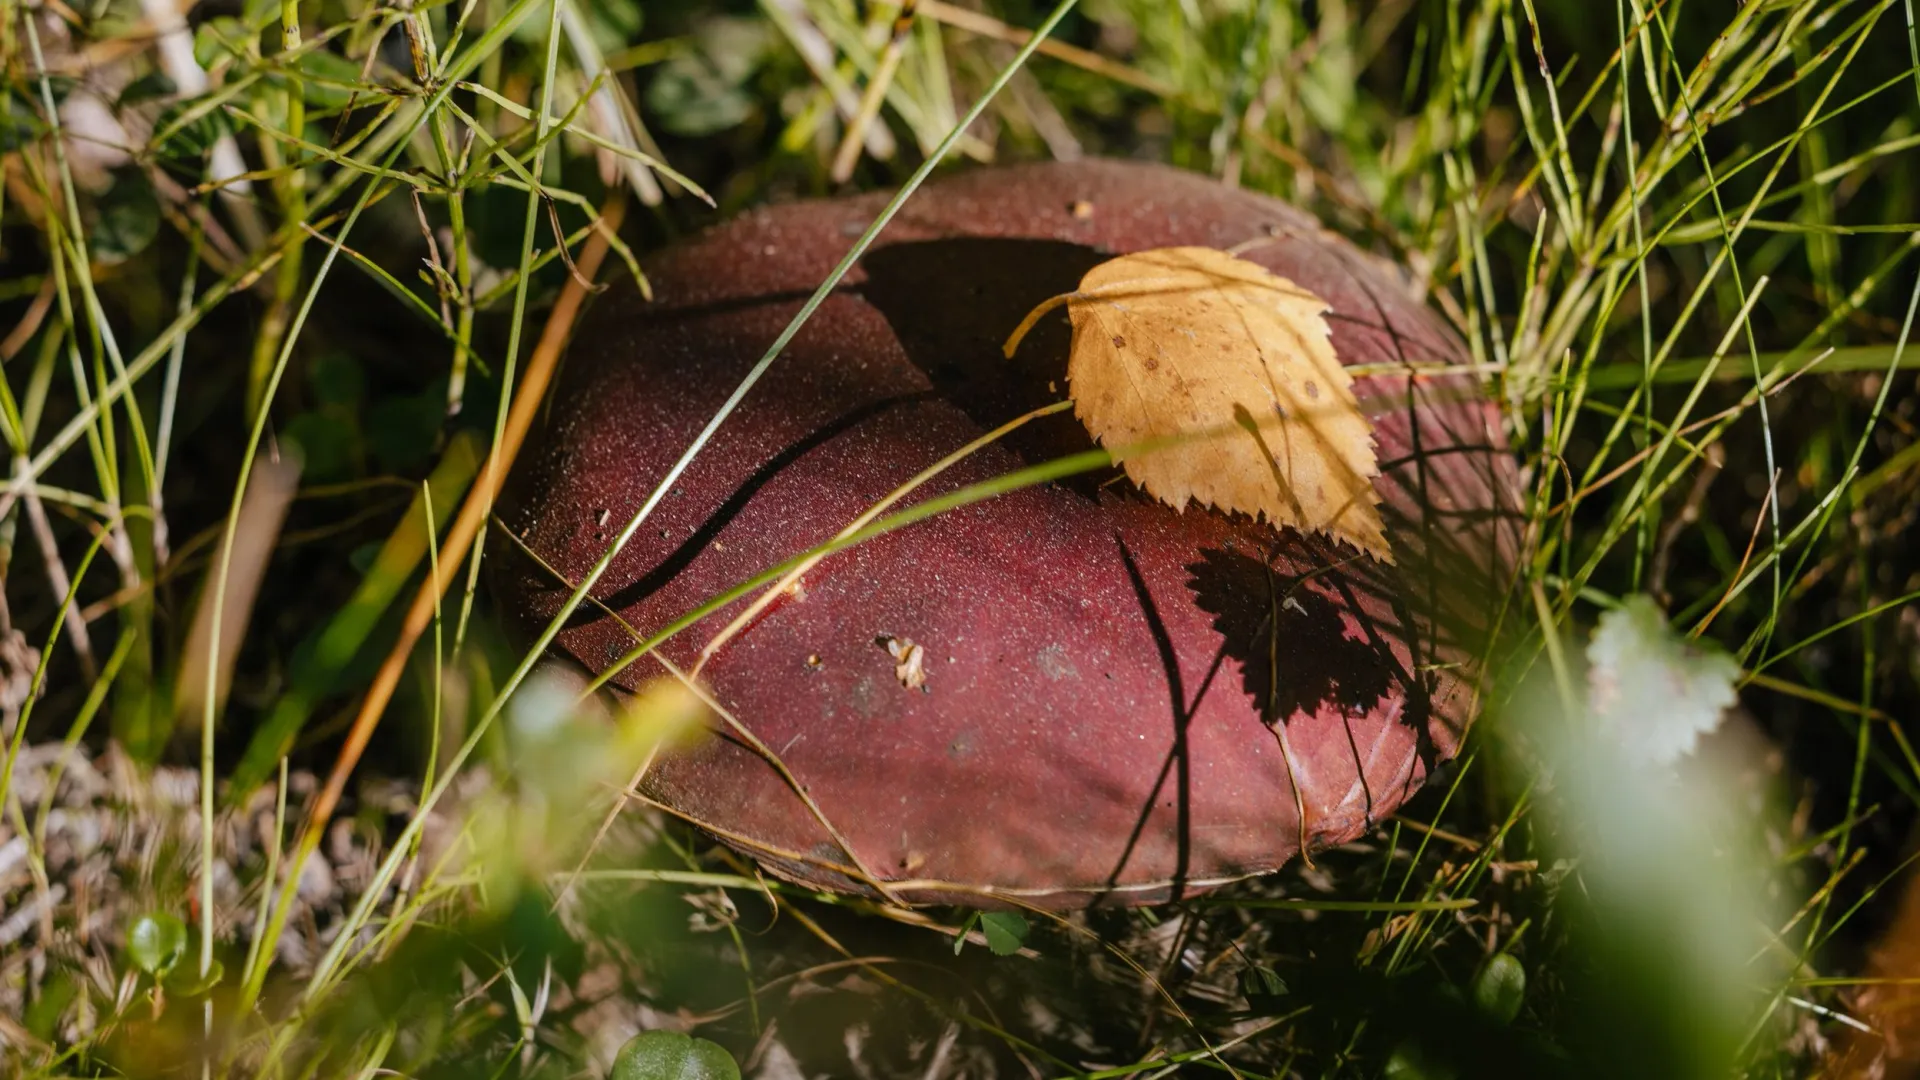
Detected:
[
  {"left": 348, "top": 541, "right": 381, "bottom": 575},
  {"left": 644, "top": 17, "right": 769, "bottom": 137},
  {"left": 0, "top": 94, "right": 43, "bottom": 153},
  {"left": 1472, "top": 954, "right": 1526, "bottom": 1025},
  {"left": 152, "top": 100, "right": 230, "bottom": 163},
  {"left": 952, "top": 911, "right": 980, "bottom": 955},
  {"left": 584, "top": 0, "right": 643, "bottom": 54},
  {"left": 90, "top": 167, "right": 160, "bottom": 263},
  {"left": 295, "top": 49, "right": 363, "bottom": 109},
  {"left": 284, "top": 411, "right": 360, "bottom": 481},
  {"left": 37, "top": 76, "right": 78, "bottom": 107},
  {"left": 166, "top": 957, "right": 225, "bottom": 997},
  {"left": 610, "top": 1032, "right": 741, "bottom": 1080},
  {"left": 117, "top": 72, "right": 178, "bottom": 108},
  {"left": 507, "top": 970, "right": 532, "bottom": 1028},
  {"left": 127, "top": 912, "right": 187, "bottom": 977},
  {"left": 364, "top": 385, "right": 447, "bottom": 473},
  {"left": 1384, "top": 1041, "right": 1458, "bottom": 1080},
  {"left": 980, "top": 911, "right": 1029, "bottom": 956},
  {"left": 310, "top": 352, "right": 365, "bottom": 407},
  {"left": 24, "top": 973, "right": 78, "bottom": 1040},
  {"left": 193, "top": 18, "right": 251, "bottom": 69},
  {"left": 1238, "top": 964, "right": 1288, "bottom": 1003},
  {"left": 242, "top": 0, "right": 281, "bottom": 29}
]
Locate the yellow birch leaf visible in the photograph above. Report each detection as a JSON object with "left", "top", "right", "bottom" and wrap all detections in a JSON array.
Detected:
[{"left": 1004, "top": 246, "right": 1391, "bottom": 563}]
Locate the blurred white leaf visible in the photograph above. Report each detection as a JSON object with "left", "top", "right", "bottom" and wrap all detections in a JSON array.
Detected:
[
  {"left": 1585, "top": 595, "right": 1739, "bottom": 767},
  {"left": 1501, "top": 596, "right": 1783, "bottom": 1076}
]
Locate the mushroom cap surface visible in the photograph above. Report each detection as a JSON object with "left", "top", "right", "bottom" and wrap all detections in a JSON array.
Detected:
[{"left": 496, "top": 160, "right": 1519, "bottom": 908}]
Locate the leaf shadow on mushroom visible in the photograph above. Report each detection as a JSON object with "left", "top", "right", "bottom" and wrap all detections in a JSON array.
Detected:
[
  {"left": 1194, "top": 545, "right": 1429, "bottom": 840},
  {"left": 1087, "top": 533, "right": 1399, "bottom": 901},
  {"left": 858, "top": 238, "right": 1118, "bottom": 499},
  {"left": 1187, "top": 547, "right": 1396, "bottom": 726}
]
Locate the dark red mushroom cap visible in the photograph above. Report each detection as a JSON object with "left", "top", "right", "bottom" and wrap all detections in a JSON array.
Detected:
[{"left": 495, "top": 160, "right": 1519, "bottom": 908}]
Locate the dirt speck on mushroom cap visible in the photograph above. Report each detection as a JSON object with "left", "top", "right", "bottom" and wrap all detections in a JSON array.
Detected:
[{"left": 494, "top": 160, "right": 1520, "bottom": 908}]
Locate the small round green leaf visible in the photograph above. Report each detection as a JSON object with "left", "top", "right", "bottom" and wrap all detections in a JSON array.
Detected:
[
  {"left": 310, "top": 351, "right": 366, "bottom": 408},
  {"left": 610, "top": 1032, "right": 740, "bottom": 1080},
  {"left": 91, "top": 167, "right": 160, "bottom": 264},
  {"left": 283, "top": 411, "right": 360, "bottom": 482},
  {"left": 1384, "top": 1041, "right": 1458, "bottom": 1080},
  {"left": 128, "top": 912, "right": 187, "bottom": 978},
  {"left": 364, "top": 388, "right": 447, "bottom": 473},
  {"left": 980, "top": 911, "right": 1029, "bottom": 956},
  {"left": 165, "top": 957, "right": 225, "bottom": 997},
  {"left": 1471, "top": 953, "right": 1526, "bottom": 1025}
]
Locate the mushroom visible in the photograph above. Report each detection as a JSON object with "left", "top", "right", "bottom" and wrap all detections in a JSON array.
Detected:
[{"left": 494, "top": 160, "right": 1519, "bottom": 908}]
